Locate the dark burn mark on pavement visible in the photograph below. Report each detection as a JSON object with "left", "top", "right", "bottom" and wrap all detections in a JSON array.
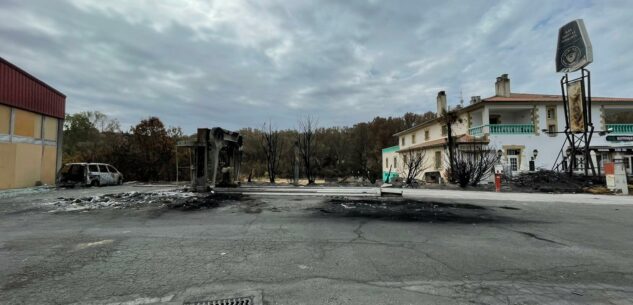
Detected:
[
  {"left": 168, "top": 193, "right": 243, "bottom": 211},
  {"left": 499, "top": 206, "right": 521, "bottom": 210},
  {"left": 318, "top": 197, "right": 518, "bottom": 224}
]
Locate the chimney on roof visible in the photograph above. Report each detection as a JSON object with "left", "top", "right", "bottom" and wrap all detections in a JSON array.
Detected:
[
  {"left": 495, "top": 74, "right": 511, "bottom": 97},
  {"left": 437, "top": 91, "right": 447, "bottom": 115},
  {"left": 470, "top": 96, "right": 481, "bottom": 105}
]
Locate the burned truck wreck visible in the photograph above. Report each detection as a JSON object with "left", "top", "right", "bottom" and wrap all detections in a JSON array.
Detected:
[{"left": 177, "top": 128, "right": 243, "bottom": 192}]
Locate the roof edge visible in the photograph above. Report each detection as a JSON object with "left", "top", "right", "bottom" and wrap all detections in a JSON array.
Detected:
[{"left": 0, "top": 56, "right": 66, "bottom": 98}]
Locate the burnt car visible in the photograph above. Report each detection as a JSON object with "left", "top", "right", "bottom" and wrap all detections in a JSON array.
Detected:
[{"left": 57, "top": 163, "right": 124, "bottom": 187}]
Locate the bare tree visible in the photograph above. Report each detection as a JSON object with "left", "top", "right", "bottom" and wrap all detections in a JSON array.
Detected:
[
  {"left": 447, "top": 143, "right": 499, "bottom": 187},
  {"left": 399, "top": 150, "right": 427, "bottom": 185},
  {"left": 297, "top": 116, "right": 318, "bottom": 184},
  {"left": 352, "top": 123, "right": 370, "bottom": 181},
  {"left": 260, "top": 122, "right": 282, "bottom": 183}
]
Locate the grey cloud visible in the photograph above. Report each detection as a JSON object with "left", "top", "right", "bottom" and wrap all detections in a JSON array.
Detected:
[{"left": 0, "top": 0, "right": 632, "bottom": 133}]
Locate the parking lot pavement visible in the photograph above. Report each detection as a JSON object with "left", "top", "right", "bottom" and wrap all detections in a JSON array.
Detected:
[{"left": 1, "top": 186, "right": 633, "bottom": 304}]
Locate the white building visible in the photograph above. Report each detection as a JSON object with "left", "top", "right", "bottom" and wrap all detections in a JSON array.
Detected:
[{"left": 383, "top": 74, "right": 633, "bottom": 182}]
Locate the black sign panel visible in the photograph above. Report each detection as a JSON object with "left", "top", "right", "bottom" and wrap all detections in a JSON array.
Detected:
[
  {"left": 606, "top": 135, "right": 633, "bottom": 142},
  {"left": 556, "top": 19, "right": 593, "bottom": 73}
]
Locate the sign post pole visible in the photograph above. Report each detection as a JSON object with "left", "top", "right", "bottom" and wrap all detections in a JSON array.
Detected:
[{"left": 554, "top": 19, "right": 595, "bottom": 177}]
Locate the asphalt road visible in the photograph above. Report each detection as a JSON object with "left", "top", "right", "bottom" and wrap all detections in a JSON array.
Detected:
[{"left": 1, "top": 185, "right": 632, "bottom": 304}]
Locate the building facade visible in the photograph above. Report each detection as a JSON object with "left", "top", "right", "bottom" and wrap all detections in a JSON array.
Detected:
[
  {"left": 0, "top": 57, "right": 66, "bottom": 189},
  {"left": 382, "top": 145, "right": 399, "bottom": 181},
  {"left": 383, "top": 74, "right": 633, "bottom": 182}
]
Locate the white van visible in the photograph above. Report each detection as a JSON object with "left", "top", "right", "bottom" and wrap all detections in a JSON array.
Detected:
[{"left": 57, "top": 163, "right": 124, "bottom": 187}]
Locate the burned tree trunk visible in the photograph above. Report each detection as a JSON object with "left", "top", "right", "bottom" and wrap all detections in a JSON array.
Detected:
[
  {"left": 260, "top": 122, "right": 282, "bottom": 183},
  {"left": 297, "top": 116, "right": 318, "bottom": 184},
  {"left": 399, "top": 150, "right": 427, "bottom": 186},
  {"left": 448, "top": 143, "right": 499, "bottom": 187},
  {"left": 439, "top": 110, "right": 460, "bottom": 183}
]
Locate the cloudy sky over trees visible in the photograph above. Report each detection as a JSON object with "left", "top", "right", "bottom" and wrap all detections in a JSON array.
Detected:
[{"left": 1, "top": 0, "right": 631, "bottom": 132}]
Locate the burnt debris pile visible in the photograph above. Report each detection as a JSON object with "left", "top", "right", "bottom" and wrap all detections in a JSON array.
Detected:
[
  {"left": 510, "top": 170, "right": 598, "bottom": 193},
  {"left": 48, "top": 191, "right": 243, "bottom": 212},
  {"left": 321, "top": 197, "right": 509, "bottom": 224}
]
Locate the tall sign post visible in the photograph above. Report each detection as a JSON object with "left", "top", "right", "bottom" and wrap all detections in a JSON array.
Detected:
[{"left": 555, "top": 19, "right": 595, "bottom": 176}]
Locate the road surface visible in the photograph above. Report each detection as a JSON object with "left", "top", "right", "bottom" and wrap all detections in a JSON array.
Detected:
[{"left": 1, "top": 185, "right": 632, "bottom": 304}]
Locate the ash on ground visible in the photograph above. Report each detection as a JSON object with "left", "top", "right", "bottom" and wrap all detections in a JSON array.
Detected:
[
  {"left": 510, "top": 170, "right": 592, "bottom": 193},
  {"left": 320, "top": 197, "right": 515, "bottom": 224},
  {"left": 47, "top": 191, "right": 243, "bottom": 212}
]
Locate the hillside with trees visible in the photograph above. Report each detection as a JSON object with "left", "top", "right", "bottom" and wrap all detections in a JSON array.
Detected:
[{"left": 62, "top": 111, "right": 435, "bottom": 183}]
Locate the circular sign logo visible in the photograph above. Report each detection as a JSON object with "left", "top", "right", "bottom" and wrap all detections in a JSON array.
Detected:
[{"left": 560, "top": 46, "right": 582, "bottom": 68}]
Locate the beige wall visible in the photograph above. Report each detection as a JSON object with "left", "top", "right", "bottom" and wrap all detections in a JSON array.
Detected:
[
  {"left": 0, "top": 143, "right": 17, "bottom": 189},
  {"left": 0, "top": 143, "right": 57, "bottom": 188},
  {"left": 14, "top": 143, "right": 42, "bottom": 188},
  {"left": 397, "top": 147, "right": 446, "bottom": 181},
  {"left": 44, "top": 117, "right": 58, "bottom": 141},
  {"left": 399, "top": 121, "right": 449, "bottom": 149},
  {"left": 452, "top": 113, "right": 470, "bottom": 135},
  {"left": 41, "top": 145, "right": 57, "bottom": 185},
  {"left": 14, "top": 109, "right": 37, "bottom": 137},
  {"left": 34, "top": 114, "right": 42, "bottom": 139},
  {"left": 0, "top": 105, "right": 61, "bottom": 189},
  {"left": 0, "top": 105, "right": 9, "bottom": 134}
]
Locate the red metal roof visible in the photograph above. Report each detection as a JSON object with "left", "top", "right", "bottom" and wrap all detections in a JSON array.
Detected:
[
  {"left": 0, "top": 57, "right": 66, "bottom": 119},
  {"left": 482, "top": 92, "right": 633, "bottom": 103}
]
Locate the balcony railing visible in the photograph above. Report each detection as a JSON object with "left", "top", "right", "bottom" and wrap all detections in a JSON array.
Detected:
[
  {"left": 607, "top": 124, "right": 633, "bottom": 134},
  {"left": 469, "top": 125, "right": 484, "bottom": 136},
  {"left": 469, "top": 124, "right": 535, "bottom": 135},
  {"left": 489, "top": 124, "right": 534, "bottom": 134}
]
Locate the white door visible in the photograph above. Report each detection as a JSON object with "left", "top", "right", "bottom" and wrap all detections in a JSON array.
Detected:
[
  {"left": 625, "top": 156, "right": 632, "bottom": 176},
  {"left": 508, "top": 156, "right": 519, "bottom": 176}
]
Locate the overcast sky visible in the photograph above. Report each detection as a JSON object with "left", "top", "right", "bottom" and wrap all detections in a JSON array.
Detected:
[{"left": 1, "top": 0, "right": 631, "bottom": 133}]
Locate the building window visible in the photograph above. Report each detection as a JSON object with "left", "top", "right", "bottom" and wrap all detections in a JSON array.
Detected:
[
  {"left": 394, "top": 157, "right": 397, "bottom": 168},
  {"left": 509, "top": 158, "right": 518, "bottom": 171},
  {"left": 546, "top": 106, "right": 557, "bottom": 136},
  {"left": 547, "top": 107, "right": 556, "bottom": 119},
  {"left": 425, "top": 130, "right": 430, "bottom": 140},
  {"left": 441, "top": 125, "right": 448, "bottom": 136},
  {"left": 506, "top": 149, "right": 520, "bottom": 155},
  {"left": 411, "top": 134, "right": 416, "bottom": 144},
  {"left": 548, "top": 124, "right": 556, "bottom": 133},
  {"left": 385, "top": 158, "right": 389, "bottom": 168},
  {"left": 401, "top": 137, "right": 405, "bottom": 146},
  {"left": 434, "top": 151, "right": 442, "bottom": 169}
]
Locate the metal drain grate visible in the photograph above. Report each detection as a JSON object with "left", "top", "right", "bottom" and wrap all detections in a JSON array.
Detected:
[{"left": 183, "top": 296, "right": 253, "bottom": 305}]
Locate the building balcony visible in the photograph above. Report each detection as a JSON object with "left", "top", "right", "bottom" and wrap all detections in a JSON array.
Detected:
[
  {"left": 469, "top": 125, "right": 484, "bottom": 136},
  {"left": 606, "top": 124, "right": 633, "bottom": 134},
  {"left": 469, "top": 124, "right": 534, "bottom": 136}
]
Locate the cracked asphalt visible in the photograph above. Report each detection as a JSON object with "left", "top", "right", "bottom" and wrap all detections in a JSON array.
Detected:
[{"left": 1, "top": 185, "right": 633, "bottom": 304}]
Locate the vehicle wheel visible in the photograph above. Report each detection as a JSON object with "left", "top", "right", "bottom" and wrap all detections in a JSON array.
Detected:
[
  {"left": 118, "top": 178, "right": 123, "bottom": 185},
  {"left": 91, "top": 179, "right": 100, "bottom": 187}
]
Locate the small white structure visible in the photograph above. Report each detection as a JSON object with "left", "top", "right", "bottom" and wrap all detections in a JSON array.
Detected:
[
  {"left": 606, "top": 155, "right": 629, "bottom": 195},
  {"left": 383, "top": 74, "right": 633, "bottom": 182}
]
